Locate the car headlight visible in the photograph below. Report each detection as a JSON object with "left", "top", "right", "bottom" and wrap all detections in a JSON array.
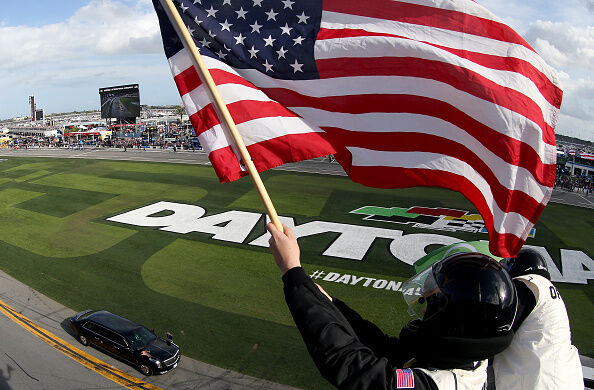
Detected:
[{"left": 149, "top": 358, "right": 163, "bottom": 368}]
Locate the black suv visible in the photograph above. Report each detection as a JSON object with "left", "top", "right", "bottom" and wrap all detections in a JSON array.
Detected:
[{"left": 69, "top": 310, "right": 180, "bottom": 376}]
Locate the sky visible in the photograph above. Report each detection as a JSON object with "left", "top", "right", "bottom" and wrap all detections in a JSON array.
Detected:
[{"left": 0, "top": 0, "right": 592, "bottom": 142}]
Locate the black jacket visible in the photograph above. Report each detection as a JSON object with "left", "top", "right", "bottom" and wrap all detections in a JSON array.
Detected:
[{"left": 283, "top": 267, "right": 443, "bottom": 389}]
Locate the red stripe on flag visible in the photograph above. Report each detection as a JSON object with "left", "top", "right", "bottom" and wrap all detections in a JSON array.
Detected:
[
  {"left": 208, "top": 133, "right": 338, "bottom": 182},
  {"left": 189, "top": 103, "right": 220, "bottom": 136},
  {"left": 174, "top": 67, "right": 258, "bottom": 96},
  {"left": 315, "top": 57, "right": 556, "bottom": 145},
  {"left": 206, "top": 145, "right": 242, "bottom": 182},
  {"left": 322, "top": 0, "right": 534, "bottom": 51},
  {"left": 189, "top": 100, "right": 300, "bottom": 136},
  {"left": 174, "top": 66, "right": 202, "bottom": 96},
  {"left": 316, "top": 28, "right": 562, "bottom": 109}
]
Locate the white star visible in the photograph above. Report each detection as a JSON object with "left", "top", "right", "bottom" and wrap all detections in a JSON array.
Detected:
[
  {"left": 187, "top": 26, "right": 195, "bottom": 36},
  {"left": 263, "top": 59, "right": 273, "bottom": 72},
  {"left": 199, "top": 37, "right": 210, "bottom": 47},
  {"left": 235, "top": 7, "right": 248, "bottom": 19},
  {"left": 193, "top": 0, "right": 201, "bottom": 4},
  {"left": 194, "top": 16, "right": 202, "bottom": 24},
  {"left": 208, "top": 30, "right": 217, "bottom": 38},
  {"left": 290, "top": 59, "right": 303, "bottom": 73},
  {"left": 296, "top": 12, "right": 309, "bottom": 24},
  {"left": 180, "top": 3, "right": 189, "bottom": 13},
  {"left": 252, "top": 0, "right": 263, "bottom": 6},
  {"left": 265, "top": 8, "right": 278, "bottom": 21},
  {"left": 234, "top": 33, "right": 246, "bottom": 45},
  {"left": 293, "top": 35, "right": 305, "bottom": 45},
  {"left": 217, "top": 50, "right": 227, "bottom": 59},
  {"left": 222, "top": 0, "right": 232, "bottom": 5},
  {"left": 281, "top": 0, "right": 294, "bottom": 9},
  {"left": 276, "top": 46, "right": 287, "bottom": 59},
  {"left": 280, "top": 23, "right": 293, "bottom": 35},
  {"left": 263, "top": 35, "right": 276, "bottom": 47},
  {"left": 220, "top": 19, "right": 233, "bottom": 32},
  {"left": 248, "top": 46, "right": 259, "bottom": 58},
  {"left": 249, "top": 21, "right": 263, "bottom": 33},
  {"left": 206, "top": 6, "right": 218, "bottom": 18}
]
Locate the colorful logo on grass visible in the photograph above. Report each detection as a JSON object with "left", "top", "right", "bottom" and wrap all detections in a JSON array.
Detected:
[{"left": 350, "top": 206, "right": 536, "bottom": 238}]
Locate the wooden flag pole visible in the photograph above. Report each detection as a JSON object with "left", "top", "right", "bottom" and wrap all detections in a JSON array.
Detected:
[{"left": 159, "top": 0, "right": 283, "bottom": 232}]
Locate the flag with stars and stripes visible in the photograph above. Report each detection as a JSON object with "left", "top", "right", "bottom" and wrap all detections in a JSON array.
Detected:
[{"left": 151, "top": 0, "right": 563, "bottom": 258}]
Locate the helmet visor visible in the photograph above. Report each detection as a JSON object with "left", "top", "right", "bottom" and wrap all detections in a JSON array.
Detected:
[{"left": 402, "top": 266, "right": 446, "bottom": 319}]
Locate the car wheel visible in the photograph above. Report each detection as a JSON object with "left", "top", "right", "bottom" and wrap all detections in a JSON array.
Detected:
[
  {"left": 139, "top": 363, "right": 153, "bottom": 376},
  {"left": 78, "top": 334, "right": 89, "bottom": 346}
]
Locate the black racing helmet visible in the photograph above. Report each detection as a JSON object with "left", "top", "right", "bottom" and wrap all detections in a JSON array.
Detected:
[
  {"left": 501, "top": 248, "right": 551, "bottom": 280},
  {"left": 402, "top": 252, "right": 517, "bottom": 338}
]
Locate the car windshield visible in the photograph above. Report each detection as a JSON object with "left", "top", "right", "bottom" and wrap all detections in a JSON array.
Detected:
[
  {"left": 125, "top": 326, "right": 156, "bottom": 349},
  {"left": 77, "top": 310, "right": 96, "bottom": 320}
]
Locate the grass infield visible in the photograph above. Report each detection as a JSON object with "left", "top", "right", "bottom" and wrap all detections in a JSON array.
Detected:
[{"left": 0, "top": 156, "right": 592, "bottom": 389}]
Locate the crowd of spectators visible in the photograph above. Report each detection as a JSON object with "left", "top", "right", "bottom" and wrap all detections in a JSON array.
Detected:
[
  {"left": 2, "top": 135, "right": 201, "bottom": 152},
  {"left": 555, "top": 171, "right": 593, "bottom": 195},
  {"left": 112, "top": 138, "right": 201, "bottom": 151},
  {"left": 2, "top": 137, "right": 63, "bottom": 149}
]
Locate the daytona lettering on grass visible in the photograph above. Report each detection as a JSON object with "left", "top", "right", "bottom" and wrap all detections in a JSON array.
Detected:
[{"left": 310, "top": 270, "right": 418, "bottom": 294}]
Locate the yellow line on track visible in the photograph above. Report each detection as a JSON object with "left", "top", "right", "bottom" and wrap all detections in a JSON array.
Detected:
[{"left": 0, "top": 298, "right": 163, "bottom": 390}]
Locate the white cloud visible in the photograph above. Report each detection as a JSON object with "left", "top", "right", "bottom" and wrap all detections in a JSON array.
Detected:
[
  {"left": 532, "top": 38, "right": 568, "bottom": 69},
  {"left": 518, "top": 20, "right": 594, "bottom": 141},
  {"left": 0, "top": 0, "right": 179, "bottom": 119},
  {"left": 526, "top": 21, "right": 594, "bottom": 72},
  {"left": 556, "top": 73, "right": 594, "bottom": 120},
  {"left": 0, "top": 0, "right": 162, "bottom": 71}
]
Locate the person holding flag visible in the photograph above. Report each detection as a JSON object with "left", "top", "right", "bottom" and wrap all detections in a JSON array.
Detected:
[
  {"left": 149, "top": 0, "right": 574, "bottom": 387},
  {"left": 267, "top": 223, "right": 518, "bottom": 389}
]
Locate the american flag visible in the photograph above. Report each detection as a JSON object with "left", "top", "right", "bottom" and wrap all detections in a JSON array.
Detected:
[
  {"left": 152, "top": 0, "right": 562, "bottom": 257},
  {"left": 395, "top": 368, "right": 415, "bottom": 388}
]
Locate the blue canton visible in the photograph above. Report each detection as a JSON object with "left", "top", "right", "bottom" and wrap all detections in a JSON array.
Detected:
[{"left": 153, "top": 0, "right": 323, "bottom": 80}]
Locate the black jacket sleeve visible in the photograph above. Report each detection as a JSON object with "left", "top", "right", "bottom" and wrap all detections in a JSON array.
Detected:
[
  {"left": 282, "top": 267, "right": 437, "bottom": 390},
  {"left": 333, "top": 298, "right": 412, "bottom": 367}
]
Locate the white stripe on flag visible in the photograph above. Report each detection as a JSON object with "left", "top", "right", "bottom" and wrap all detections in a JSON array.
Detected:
[{"left": 197, "top": 116, "right": 326, "bottom": 153}]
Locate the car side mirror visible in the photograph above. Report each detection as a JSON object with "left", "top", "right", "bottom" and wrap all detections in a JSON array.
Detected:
[{"left": 166, "top": 332, "right": 173, "bottom": 345}]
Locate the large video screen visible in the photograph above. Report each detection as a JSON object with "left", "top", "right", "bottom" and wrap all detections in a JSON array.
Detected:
[{"left": 99, "top": 84, "right": 140, "bottom": 119}]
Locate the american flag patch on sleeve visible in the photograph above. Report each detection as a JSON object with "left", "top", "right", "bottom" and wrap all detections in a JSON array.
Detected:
[{"left": 395, "top": 368, "right": 415, "bottom": 388}]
